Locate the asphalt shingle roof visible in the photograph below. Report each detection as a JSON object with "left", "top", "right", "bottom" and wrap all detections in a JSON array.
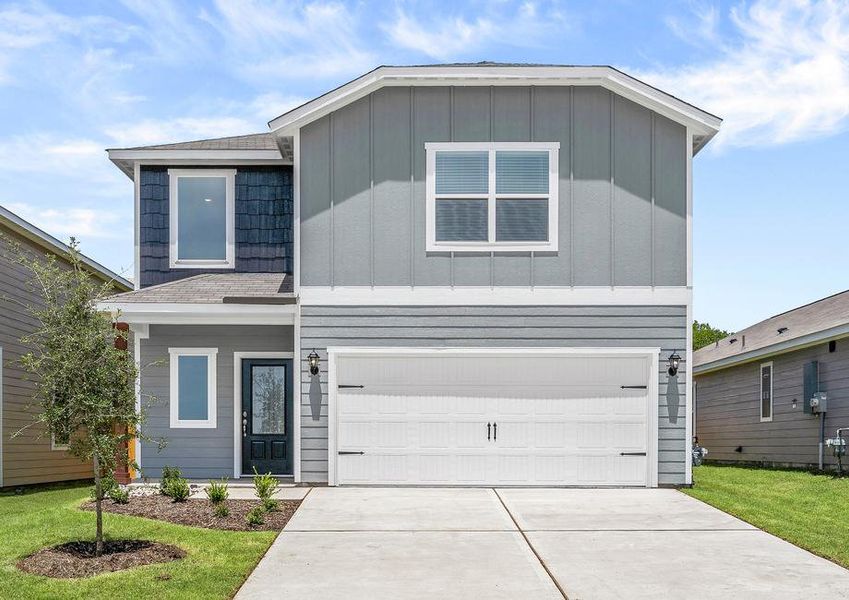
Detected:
[
  {"left": 115, "top": 133, "right": 279, "bottom": 152},
  {"left": 107, "top": 273, "right": 293, "bottom": 304},
  {"left": 694, "top": 290, "right": 849, "bottom": 369}
]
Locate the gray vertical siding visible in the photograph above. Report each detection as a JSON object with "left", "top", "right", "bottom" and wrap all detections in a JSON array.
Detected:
[
  {"left": 695, "top": 340, "right": 849, "bottom": 468},
  {"left": 139, "top": 324, "right": 293, "bottom": 479},
  {"left": 300, "top": 85, "right": 687, "bottom": 288},
  {"left": 299, "top": 306, "right": 688, "bottom": 485},
  {"left": 139, "top": 166, "right": 293, "bottom": 288}
]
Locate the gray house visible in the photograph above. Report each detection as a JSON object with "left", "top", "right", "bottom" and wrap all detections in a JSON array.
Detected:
[
  {"left": 694, "top": 291, "right": 849, "bottom": 470},
  {"left": 101, "top": 64, "right": 720, "bottom": 487},
  {"left": 0, "top": 204, "right": 132, "bottom": 488}
]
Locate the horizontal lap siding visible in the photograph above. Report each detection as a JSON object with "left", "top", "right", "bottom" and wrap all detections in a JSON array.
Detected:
[
  {"left": 139, "top": 325, "right": 293, "bottom": 479},
  {"left": 299, "top": 305, "right": 688, "bottom": 485},
  {"left": 696, "top": 341, "right": 849, "bottom": 467}
]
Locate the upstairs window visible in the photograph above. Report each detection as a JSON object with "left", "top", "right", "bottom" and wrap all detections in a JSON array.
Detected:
[
  {"left": 760, "top": 362, "right": 773, "bottom": 422},
  {"left": 169, "top": 169, "right": 235, "bottom": 268},
  {"left": 426, "top": 143, "right": 559, "bottom": 252}
]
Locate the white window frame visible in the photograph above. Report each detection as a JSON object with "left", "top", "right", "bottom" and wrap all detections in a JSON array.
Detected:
[
  {"left": 51, "top": 433, "right": 70, "bottom": 451},
  {"left": 760, "top": 361, "right": 773, "bottom": 423},
  {"left": 168, "top": 169, "right": 236, "bottom": 269},
  {"left": 169, "top": 348, "right": 218, "bottom": 428},
  {"left": 425, "top": 142, "right": 559, "bottom": 252}
]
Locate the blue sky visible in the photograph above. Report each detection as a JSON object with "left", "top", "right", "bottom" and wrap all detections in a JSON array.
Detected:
[{"left": 1, "top": 0, "right": 847, "bottom": 331}]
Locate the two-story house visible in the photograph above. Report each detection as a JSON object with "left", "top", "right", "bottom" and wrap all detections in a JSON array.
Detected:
[{"left": 101, "top": 64, "right": 720, "bottom": 487}]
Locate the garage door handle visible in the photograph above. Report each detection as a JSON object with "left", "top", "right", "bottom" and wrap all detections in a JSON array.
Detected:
[
  {"left": 621, "top": 385, "right": 647, "bottom": 389},
  {"left": 620, "top": 452, "right": 647, "bottom": 456},
  {"left": 338, "top": 451, "right": 365, "bottom": 455},
  {"left": 493, "top": 422, "right": 497, "bottom": 441},
  {"left": 487, "top": 422, "right": 491, "bottom": 440}
]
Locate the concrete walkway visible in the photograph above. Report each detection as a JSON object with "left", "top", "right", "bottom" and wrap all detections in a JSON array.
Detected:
[{"left": 236, "top": 487, "right": 849, "bottom": 599}]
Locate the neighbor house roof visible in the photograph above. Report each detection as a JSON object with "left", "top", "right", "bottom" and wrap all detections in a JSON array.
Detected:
[
  {"left": 0, "top": 203, "right": 132, "bottom": 290},
  {"left": 102, "top": 272, "right": 293, "bottom": 305},
  {"left": 694, "top": 290, "right": 849, "bottom": 374},
  {"left": 268, "top": 63, "right": 722, "bottom": 153}
]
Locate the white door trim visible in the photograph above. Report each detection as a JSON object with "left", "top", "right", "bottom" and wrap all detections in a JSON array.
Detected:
[
  {"left": 233, "top": 351, "right": 295, "bottom": 479},
  {"left": 327, "top": 347, "right": 660, "bottom": 487}
]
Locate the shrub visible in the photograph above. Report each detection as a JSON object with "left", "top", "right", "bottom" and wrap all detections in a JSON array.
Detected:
[
  {"left": 252, "top": 468, "right": 279, "bottom": 503},
  {"left": 165, "top": 477, "right": 190, "bottom": 502},
  {"left": 160, "top": 466, "right": 182, "bottom": 496},
  {"left": 91, "top": 473, "right": 117, "bottom": 501},
  {"left": 206, "top": 479, "right": 229, "bottom": 504},
  {"left": 246, "top": 506, "right": 265, "bottom": 526},
  {"left": 213, "top": 503, "right": 230, "bottom": 518},
  {"left": 262, "top": 498, "right": 279, "bottom": 512},
  {"left": 108, "top": 486, "right": 130, "bottom": 504}
]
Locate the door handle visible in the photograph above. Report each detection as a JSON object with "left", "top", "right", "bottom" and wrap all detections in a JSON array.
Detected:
[
  {"left": 493, "top": 422, "right": 497, "bottom": 441},
  {"left": 242, "top": 411, "right": 247, "bottom": 438},
  {"left": 487, "top": 422, "right": 491, "bottom": 441}
]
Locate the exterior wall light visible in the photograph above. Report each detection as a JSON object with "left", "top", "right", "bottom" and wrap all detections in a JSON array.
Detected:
[
  {"left": 308, "top": 349, "right": 320, "bottom": 376},
  {"left": 667, "top": 351, "right": 681, "bottom": 377}
]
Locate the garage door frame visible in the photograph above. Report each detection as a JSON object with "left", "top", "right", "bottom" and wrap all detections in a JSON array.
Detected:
[{"left": 327, "top": 347, "right": 660, "bottom": 487}]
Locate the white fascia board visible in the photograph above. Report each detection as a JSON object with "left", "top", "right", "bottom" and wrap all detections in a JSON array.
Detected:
[
  {"left": 693, "top": 324, "right": 849, "bottom": 375},
  {"left": 97, "top": 302, "right": 296, "bottom": 325},
  {"left": 299, "top": 286, "right": 691, "bottom": 306},
  {"left": 268, "top": 66, "right": 721, "bottom": 146}
]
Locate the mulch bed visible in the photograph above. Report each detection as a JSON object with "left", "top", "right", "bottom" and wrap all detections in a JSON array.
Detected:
[
  {"left": 17, "top": 540, "right": 185, "bottom": 579},
  {"left": 82, "top": 496, "right": 301, "bottom": 531}
]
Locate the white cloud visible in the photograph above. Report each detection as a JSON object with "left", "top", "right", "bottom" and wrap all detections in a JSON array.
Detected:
[
  {"left": 382, "top": 2, "right": 571, "bottom": 60},
  {"left": 5, "top": 202, "right": 125, "bottom": 240},
  {"left": 641, "top": 0, "right": 849, "bottom": 147},
  {"left": 104, "top": 116, "right": 258, "bottom": 147},
  {"left": 0, "top": 134, "right": 104, "bottom": 175}
]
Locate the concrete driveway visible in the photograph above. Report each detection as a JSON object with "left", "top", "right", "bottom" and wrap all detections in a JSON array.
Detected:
[{"left": 236, "top": 487, "right": 849, "bottom": 599}]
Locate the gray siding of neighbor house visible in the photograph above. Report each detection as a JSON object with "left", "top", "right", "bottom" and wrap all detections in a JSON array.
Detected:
[
  {"left": 299, "top": 305, "right": 688, "bottom": 485},
  {"left": 696, "top": 340, "right": 849, "bottom": 468},
  {"left": 139, "top": 324, "right": 293, "bottom": 479},
  {"left": 139, "top": 166, "right": 293, "bottom": 288},
  {"left": 300, "top": 86, "right": 687, "bottom": 288},
  {"left": 0, "top": 228, "right": 93, "bottom": 487}
]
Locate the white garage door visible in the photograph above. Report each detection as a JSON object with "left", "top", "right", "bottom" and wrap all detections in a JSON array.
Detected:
[{"left": 330, "top": 350, "right": 657, "bottom": 487}]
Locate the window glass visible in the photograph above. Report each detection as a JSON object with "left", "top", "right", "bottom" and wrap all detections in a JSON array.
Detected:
[
  {"left": 252, "top": 365, "right": 286, "bottom": 434},
  {"left": 435, "top": 151, "right": 488, "bottom": 194},
  {"left": 177, "top": 177, "right": 227, "bottom": 260},
  {"left": 761, "top": 364, "right": 772, "bottom": 419},
  {"left": 496, "top": 198, "right": 549, "bottom": 241},
  {"left": 496, "top": 151, "right": 549, "bottom": 194},
  {"left": 178, "top": 355, "right": 209, "bottom": 421},
  {"left": 435, "top": 199, "right": 488, "bottom": 241}
]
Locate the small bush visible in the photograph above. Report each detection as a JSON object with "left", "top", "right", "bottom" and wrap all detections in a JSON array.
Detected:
[
  {"left": 160, "top": 466, "right": 182, "bottom": 496},
  {"left": 262, "top": 498, "right": 279, "bottom": 512},
  {"left": 108, "top": 486, "right": 130, "bottom": 504},
  {"left": 253, "top": 468, "right": 279, "bottom": 502},
  {"left": 90, "top": 473, "right": 118, "bottom": 500},
  {"left": 213, "top": 503, "right": 230, "bottom": 518},
  {"left": 246, "top": 506, "right": 265, "bottom": 526},
  {"left": 165, "top": 477, "right": 191, "bottom": 502},
  {"left": 206, "top": 479, "right": 229, "bottom": 504}
]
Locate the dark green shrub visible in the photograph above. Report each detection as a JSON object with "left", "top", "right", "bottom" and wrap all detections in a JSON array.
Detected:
[
  {"left": 246, "top": 506, "right": 265, "bottom": 526},
  {"left": 108, "top": 486, "right": 130, "bottom": 504},
  {"left": 252, "top": 468, "right": 279, "bottom": 503},
  {"left": 165, "top": 477, "right": 190, "bottom": 502},
  {"left": 160, "top": 466, "right": 182, "bottom": 496},
  {"left": 205, "top": 479, "right": 229, "bottom": 504},
  {"left": 262, "top": 498, "right": 279, "bottom": 512},
  {"left": 213, "top": 503, "right": 230, "bottom": 518}
]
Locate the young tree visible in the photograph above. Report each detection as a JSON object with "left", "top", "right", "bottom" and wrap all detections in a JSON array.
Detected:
[
  {"left": 693, "top": 320, "right": 731, "bottom": 351},
  {"left": 4, "top": 237, "right": 151, "bottom": 556}
]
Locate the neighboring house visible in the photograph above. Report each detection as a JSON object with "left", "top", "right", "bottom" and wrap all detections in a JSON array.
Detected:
[
  {"left": 694, "top": 291, "right": 849, "bottom": 470},
  {"left": 101, "top": 64, "right": 720, "bottom": 487},
  {"left": 0, "top": 204, "right": 132, "bottom": 489}
]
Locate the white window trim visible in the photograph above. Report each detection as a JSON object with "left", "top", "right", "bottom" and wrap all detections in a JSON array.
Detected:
[
  {"left": 51, "top": 434, "right": 69, "bottom": 451},
  {"left": 760, "top": 361, "right": 773, "bottom": 423},
  {"left": 169, "top": 348, "right": 218, "bottom": 429},
  {"left": 425, "top": 142, "right": 559, "bottom": 253},
  {"left": 168, "top": 169, "right": 236, "bottom": 269}
]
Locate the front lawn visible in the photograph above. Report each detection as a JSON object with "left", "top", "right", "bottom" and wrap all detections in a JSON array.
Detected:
[
  {"left": 684, "top": 465, "right": 849, "bottom": 568},
  {"left": 0, "top": 483, "right": 277, "bottom": 599}
]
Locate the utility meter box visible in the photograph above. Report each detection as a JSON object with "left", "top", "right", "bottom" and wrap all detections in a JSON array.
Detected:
[{"left": 811, "top": 392, "right": 828, "bottom": 413}]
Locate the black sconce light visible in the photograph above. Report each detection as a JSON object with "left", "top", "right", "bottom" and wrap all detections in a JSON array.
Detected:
[
  {"left": 308, "top": 349, "right": 320, "bottom": 376},
  {"left": 667, "top": 351, "right": 681, "bottom": 377}
]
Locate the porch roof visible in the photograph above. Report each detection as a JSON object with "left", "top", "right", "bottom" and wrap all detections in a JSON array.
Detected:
[{"left": 104, "top": 273, "right": 294, "bottom": 305}]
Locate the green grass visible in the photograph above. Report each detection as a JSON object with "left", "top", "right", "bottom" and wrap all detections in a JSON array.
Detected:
[
  {"left": 0, "top": 483, "right": 277, "bottom": 599},
  {"left": 684, "top": 465, "right": 849, "bottom": 568}
]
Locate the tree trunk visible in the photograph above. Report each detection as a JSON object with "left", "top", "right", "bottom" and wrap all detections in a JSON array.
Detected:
[{"left": 93, "top": 454, "right": 104, "bottom": 557}]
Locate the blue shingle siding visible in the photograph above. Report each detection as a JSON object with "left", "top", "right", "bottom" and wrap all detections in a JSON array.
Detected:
[{"left": 139, "top": 166, "right": 293, "bottom": 287}]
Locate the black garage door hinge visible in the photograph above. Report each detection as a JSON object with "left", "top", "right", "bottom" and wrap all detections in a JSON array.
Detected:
[
  {"left": 621, "top": 385, "right": 647, "bottom": 389},
  {"left": 620, "top": 452, "right": 647, "bottom": 456},
  {"left": 338, "top": 384, "right": 365, "bottom": 389},
  {"left": 338, "top": 451, "right": 365, "bottom": 455}
]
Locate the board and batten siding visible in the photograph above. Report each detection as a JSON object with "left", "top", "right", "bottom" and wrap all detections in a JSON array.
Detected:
[
  {"left": 695, "top": 340, "right": 849, "bottom": 467},
  {"left": 299, "top": 305, "right": 688, "bottom": 485},
  {"left": 139, "top": 324, "right": 293, "bottom": 479},
  {"left": 299, "top": 85, "right": 686, "bottom": 288},
  {"left": 0, "top": 227, "right": 92, "bottom": 487}
]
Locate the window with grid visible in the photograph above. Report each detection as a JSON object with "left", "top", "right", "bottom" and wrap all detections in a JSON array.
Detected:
[{"left": 426, "top": 143, "right": 559, "bottom": 252}]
